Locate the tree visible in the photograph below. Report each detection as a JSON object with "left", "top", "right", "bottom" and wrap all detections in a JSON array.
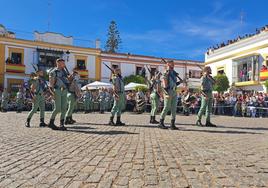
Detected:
[
  {"left": 134, "top": 85, "right": 148, "bottom": 92},
  {"left": 105, "top": 21, "right": 122, "bottom": 53},
  {"left": 213, "top": 74, "right": 230, "bottom": 93},
  {"left": 123, "top": 75, "right": 146, "bottom": 85}
]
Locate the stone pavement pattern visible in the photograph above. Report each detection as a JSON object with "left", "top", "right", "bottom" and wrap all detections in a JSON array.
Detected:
[{"left": 0, "top": 112, "right": 268, "bottom": 188}]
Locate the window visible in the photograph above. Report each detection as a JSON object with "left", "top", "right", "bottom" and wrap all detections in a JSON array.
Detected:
[
  {"left": 10, "top": 52, "right": 22, "bottom": 64},
  {"left": 136, "top": 66, "right": 143, "bottom": 75},
  {"left": 189, "top": 70, "right": 201, "bottom": 78},
  {"left": 77, "top": 59, "right": 86, "bottom": 70},
  {"left": 150, "top": 67, "right": 157, "bottom": 76},
  {"left": 233, "top": 55, "right": 259, "bottom": 83}
]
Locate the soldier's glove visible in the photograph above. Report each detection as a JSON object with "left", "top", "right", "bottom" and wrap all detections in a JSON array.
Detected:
[{"left": 176, "top": 81, "right": 181, "bottom": 86}]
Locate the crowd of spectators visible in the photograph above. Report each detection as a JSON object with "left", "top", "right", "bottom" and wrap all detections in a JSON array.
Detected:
[
  {"left": 125, "top": 90, "right": 268, "bottom": 118},
  {"left": 207, "top": 25, "right": 268, "bottom": 55},
  {"left": 1, "top": 88, "right": 268, "bottom": 118}
]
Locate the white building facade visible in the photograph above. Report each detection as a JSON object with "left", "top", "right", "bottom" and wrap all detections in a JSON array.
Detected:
[
  {"left": 205, "top": 30, "right": 268, "bottom": 92},
  {"left": 101, "top": 52, "right": 203, "bottom": 90}
]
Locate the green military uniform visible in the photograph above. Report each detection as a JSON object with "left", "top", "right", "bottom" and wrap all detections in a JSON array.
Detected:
[
  {"left": 159, "top": 70, "right": 180, "bottom": 129},
  {"left": 48, "top": 67, "right": 69, "bottom": 130},
  {"left": 1, "top": 90, "right": 8, "bottom": 112},
  {"left": 83, "top": 91, "right": 92, "bottom": 113},
  {"left": 150, "top": 79, "right": 161, "bottom": 124},
  {"left": 109, "top": 74, "right": 125, "bottom": 126},
  {"left": 98, "top": 89, "right": 106, "bottom": 113},
  {"left": 65, "top": 78, "right": 80, "bottom": 124},
  {"left": 25, "top": 77, "right": 47, "bottom": 127},
  {"left": 16, "top": 90, "right": 24, "bottom": 113},
  {"left": 197, "top": 75, "right": 215, "bottom": 126}
]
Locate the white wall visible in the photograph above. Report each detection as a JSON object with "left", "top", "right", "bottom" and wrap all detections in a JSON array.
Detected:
[{"left": 88, "top": 55, "right": 96, "bottom": 79}]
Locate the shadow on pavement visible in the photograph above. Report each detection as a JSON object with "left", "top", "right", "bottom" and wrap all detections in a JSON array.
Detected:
[
  {"left": 217, "top": 126, "right": 268, "bottom": 131},
  {"left": 66, "top": 125, "right": 96, "bottom": 130},
  {"left": 180, "top": 128, "right": 262, "bottom": 135},
  {"left": 66, "top": 129, "right": 139, "bottom": 135}
]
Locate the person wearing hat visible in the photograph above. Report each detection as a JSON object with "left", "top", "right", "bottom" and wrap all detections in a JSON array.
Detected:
[
  {"left": 25, "top": 70, "right": 48, "bottom": 127},
  {"left": 196, "top": 66, "right": 216, "bottom": 127},
  {"left": 98, "top": 87, "right": 106, "bottom": 114},
  {"left": 83, "top": 87, "right": 92, "bottom": 113},
  {"left": 48, "top": 58, "right": 69, "bottom": 130},
  {"left": 159, "top": 60, "right": 181, "bottom": 130},
  {"left": 65, "top": 71, "right": 81, "bottom": 124},
  {"left": 108, "top": 68, "right": 125, "bottom": 126},
  {"left": 1, "top": 88, "right": 9, "bottom": 112},
  {"left": 16, "top": 87, "right": 24, "bottom": 113},
  {"left": 149, "top": 71, "right": 162, "bottom": 124}
]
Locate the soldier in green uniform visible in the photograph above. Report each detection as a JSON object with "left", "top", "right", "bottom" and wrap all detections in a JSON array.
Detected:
[
  {"left": 108, "top": 68, "right": 125, "bottom": 126},
  {"left": 149, "top": 71, "right": 162, "bottom": 124},
  {"left": 48, "top": 58, "right": 69, "bottom": 131},
  {"left": 1, "top": 88, "right": 9, "bottom": 112},
  {"left": 25, "top": 70, "right": 48, "bottom": 127},
  {"left": 196, "top": 66, "right": 216, "bottom": 127},
  {"left": 83, "top": 87, "right": 92, "bottom": 113},
  {"left": 16, "top": 88, "right": 24, "bottom": 113},
  {"left": 98, "top": 87, "right": 106, "bottom": 114},
  {"left": 159, "top": 60, "right": 182, "bottom": 130},
  {"left": 65, "top": 71, "right": 81, "bottom": 124}
]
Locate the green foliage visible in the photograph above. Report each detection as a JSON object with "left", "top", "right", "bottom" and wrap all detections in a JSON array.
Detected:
[
  {"left": 134, "top": 85, "right": 148, "bottom": 92},
  {"left": 264, "top": 80, "right": 268, "bottom": 92},
  {"left": 105, "top": 20, "right": 122, "bottom": 53},
  {"left": 123, "top": 75, "right": 146, "bottom": 85},
  {"left": 213, "top": 74, "right": 230, "bottom": 93}
]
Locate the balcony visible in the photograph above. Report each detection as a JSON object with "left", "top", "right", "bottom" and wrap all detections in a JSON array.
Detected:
[
  {"left": 74, "top": 69, "right": 89, "bottom": 79},
  {"left": 6, "top": 63, "right": 25, "bottom": 73}
]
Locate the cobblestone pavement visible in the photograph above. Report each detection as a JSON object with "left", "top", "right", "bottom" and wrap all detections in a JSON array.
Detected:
[{"left": 1, "top": 112, "right": 268, "bottom": 188}]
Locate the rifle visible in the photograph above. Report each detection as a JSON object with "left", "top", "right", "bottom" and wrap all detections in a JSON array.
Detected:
[
  {"left": 103, "top": 62, "right": 120, "bottom": 100},
  {"left": 31, "top": 63, "right": 54, "bottom": 97},
  {"left": 160, "top": 58, "right": 184, "bottom": 84}
]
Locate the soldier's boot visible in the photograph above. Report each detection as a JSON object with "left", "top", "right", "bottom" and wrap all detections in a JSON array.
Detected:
[
  {"left": 25, "top": 118, "right": 31, "bottom": 128},
  {"left": 59, "top": 119, "right": 67, "bottom": 131},
  {"left": 149, "top": 116, "right": 153, "bottom": 124},
  {"left": 64, "top": 117, "right": 71, "bottom": 125},
  {"left": 116, "top": 116, "right": 125, "bottom": 126},
  {"left": 108, "top": 116, "right": 115, "bottom": 126},
  {"left": 158, "top": 119, "right": 168, "bottom": 129},
  {"left": 70, "top": 116, "right": 76, "bottom": 124},
  {"left": 39, "top": 118, "right": 47, "bottom": 127},
  {"left": 195, "top": 120, "right": 203, "bottom": 127},
  {"left": 84, "top": 110, "right": 87, "bottom": 114},
  {"left": 205, "top": 121, "right": 216, "bottom": 127},
  {"left": 151, "top": 116, "right": 159, "bottom": 124},
  {"left": 170, "top": 119, "right": 178, "bottom": 130},
  {"left": 48, "top": 119, "right": 59, "bottom": 130}
]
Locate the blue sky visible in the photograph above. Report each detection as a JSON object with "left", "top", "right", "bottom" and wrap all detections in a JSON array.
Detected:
[{"left": 1, "top": 0, "right": 268, "bottom": 61}]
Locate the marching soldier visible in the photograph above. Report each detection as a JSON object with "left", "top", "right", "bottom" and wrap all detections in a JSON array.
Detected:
[
  {"left": 98, "top": 87, "right": 106, "bottom": 114},
  {"left": 65, "top": 71, "right": 81, "bottom": 125},
  {"left": 159, "top": 60, "right": 182, "bottom": 130},
  {"left": 16, "top": 88, "right": 24, "bottom": 113},
  {"left": 108, "top": 68, "right": 125, "bottom": 126},
  {"left": 149, "top": 71, "right": 162, "bottom": 124},
  {"left": 48, "top": 58, "right": 69, "bottom": 131},
  {"left": 1, "top": 88, "right": 9, "bottom": 112},
  {"left": 25, "top": 70, "right": 47, "bottom": 127},
  {"left": 196, "top": 66, "right": 216, "bottom": 127},
  {"left": 83, "top": 87, "right": 92, "bottom": 113}
]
